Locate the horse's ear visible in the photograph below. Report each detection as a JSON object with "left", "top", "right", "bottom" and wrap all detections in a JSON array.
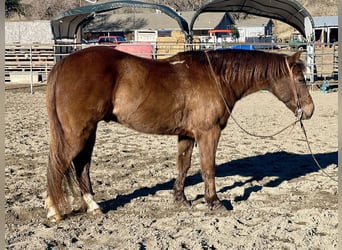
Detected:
[{"left": 287, "top": 50, "right": 303, "bottom": 66}]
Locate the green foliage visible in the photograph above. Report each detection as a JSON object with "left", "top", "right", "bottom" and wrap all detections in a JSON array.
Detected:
[{"left": 231, "top": 25, "right": 240, "bottom": 41}]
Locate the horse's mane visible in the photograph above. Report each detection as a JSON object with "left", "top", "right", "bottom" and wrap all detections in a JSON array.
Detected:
[{"left": 176, "top": 50, "right": 304, "bottom": 88}]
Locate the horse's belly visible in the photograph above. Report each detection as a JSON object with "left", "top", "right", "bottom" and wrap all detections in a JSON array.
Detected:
[{"left": 113, "top": 102, "right": 184, "bottom": 135}]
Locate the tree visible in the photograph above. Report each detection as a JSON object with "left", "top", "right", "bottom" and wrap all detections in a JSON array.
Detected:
[
  {"left": 231, "top": 25, "right": 240, "bottom": 42},
  {"left": 5, "top": 0, "right": 24, "bottom": 18}
]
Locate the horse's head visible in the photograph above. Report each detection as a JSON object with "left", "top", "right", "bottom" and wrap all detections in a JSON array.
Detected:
[{"left": 270, "top": 51, "right": 314, "bottom": 120}]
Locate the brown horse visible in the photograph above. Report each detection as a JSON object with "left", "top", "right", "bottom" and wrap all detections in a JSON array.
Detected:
[{"left": 45, "top": 46, "right": 314, "bottom": 221}]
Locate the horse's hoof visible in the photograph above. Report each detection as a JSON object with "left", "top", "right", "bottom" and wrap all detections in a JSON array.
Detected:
[
  {"left": 48, "top": 213, "right": 63, "bottom": 222},
  {"left": 87, "top": 208, "right": 103, "bottom": 216},
  {"left": 46, "top": 203, "right": 63, "bottom": 222},
  {"left": 175, "top": 198, "right": 192, "bottom": 208},
  {"left": 207, "top": 199, "right": 223, "bottom": 210},
  {"left": 174, "top": 194, "right": 192, "bottom": 207}
]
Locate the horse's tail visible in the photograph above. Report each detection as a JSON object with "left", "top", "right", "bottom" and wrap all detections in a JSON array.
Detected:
[{"left": 46, "top": 61, "right": 69, "bottom": 214}]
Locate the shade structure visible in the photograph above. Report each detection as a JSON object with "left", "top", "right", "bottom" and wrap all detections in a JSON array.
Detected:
[
  {"left": 190, "top": 0, "right": 314, "bottom": 41},
  {"left": 50, "top": 0, "right": 190, "bottom": 40},
  {"left": 50, "top": 0, "right": 314, "bottom": 42}
]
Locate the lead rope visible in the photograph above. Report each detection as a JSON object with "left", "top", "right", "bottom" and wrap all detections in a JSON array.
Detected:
[
  {"left": 299, "top": 120, "right": 338, "bottom": 182},
  {"left": 204, "top": 51, "right": 301, "bottom": 138},
  {"left": 204, "top": 51, "right": 337, "bottom": 182}
]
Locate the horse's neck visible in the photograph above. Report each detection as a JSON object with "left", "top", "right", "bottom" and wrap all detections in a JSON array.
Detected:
[
  {"left": 222, "top": 78, "right": 269, "bottom": 104},
  {"left": 241, "top": 80, "right": 269, "bottom": 97}
]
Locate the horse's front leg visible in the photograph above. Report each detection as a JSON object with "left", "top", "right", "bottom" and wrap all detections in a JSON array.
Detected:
[
  {"left": 197, "top": 127, "right": 222, "bottom": 209},
  {"left": 173, "top": 135, "right": 195, "bottom": 206}
]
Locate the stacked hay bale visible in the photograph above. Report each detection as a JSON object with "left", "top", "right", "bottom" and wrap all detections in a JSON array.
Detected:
[{"left": 156, "top": 30, "right": 186, "bottom": 59}]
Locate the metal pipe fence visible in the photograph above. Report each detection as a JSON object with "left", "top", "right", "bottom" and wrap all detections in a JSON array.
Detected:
[{"left": 5, "top": 42, "right": 338, "bottom": 89}]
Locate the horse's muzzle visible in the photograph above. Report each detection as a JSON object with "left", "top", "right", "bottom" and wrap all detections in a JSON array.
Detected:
[{"left": 298, "top": 102, "right": 314, "bottom": 120}]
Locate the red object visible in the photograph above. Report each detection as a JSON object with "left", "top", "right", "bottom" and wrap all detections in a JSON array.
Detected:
[
  {"left": 97, "top": 36, "right": 126, "bottom": 45},
  {"left": 208, "top": 29, "right": 233, "bottom": 34},
  {"left": 115, "top": 42, "right": 154, "bottom": 59}
]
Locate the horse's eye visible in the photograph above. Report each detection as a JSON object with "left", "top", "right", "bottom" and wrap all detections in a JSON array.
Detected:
[{"left": 298, "top": 79, "right": 305, "bottom": 84}]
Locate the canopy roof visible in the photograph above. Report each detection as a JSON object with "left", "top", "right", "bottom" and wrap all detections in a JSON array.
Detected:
[
  {"left": 51, "top": 0, "right": 190, "bottom": 40},
  {"left": 51, "top": 0, "right": 314, "bottom": 42},
  {"left": 190, "top": 0, "right": 314, "bottom": 41}
]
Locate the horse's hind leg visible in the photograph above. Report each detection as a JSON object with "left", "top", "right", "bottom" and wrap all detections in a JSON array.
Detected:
[
  {"left": 46, "top": 126, "right": 99, "bottom": 221},
  {"left": 72, "top": 130, "right": 102, "bottom": 216},
  {"left": 173, "top": 135, "right": 195, "bottom": 206},
  {"left": 46, "top": 149, "right": 74, "bottom": 222}
]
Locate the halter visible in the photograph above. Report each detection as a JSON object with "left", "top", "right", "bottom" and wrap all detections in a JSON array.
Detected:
[{"left": 284, "top": 57, "right": 303, "bottom": 122}]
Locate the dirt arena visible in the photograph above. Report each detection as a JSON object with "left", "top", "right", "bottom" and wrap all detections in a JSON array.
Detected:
[{"left": 5, "top": 84, "right": 337, "bottom": 249}]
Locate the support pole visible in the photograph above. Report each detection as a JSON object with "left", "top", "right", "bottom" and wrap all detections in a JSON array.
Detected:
[{"left": 30, "top": 46, "right": 34, "bottom": 94}]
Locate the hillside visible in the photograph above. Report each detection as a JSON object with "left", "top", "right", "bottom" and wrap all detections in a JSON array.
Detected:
[
  {"left": 11, "top": 0, "right": 338, "bottom": 20},
  {"left": 273, "top": 0, "right": 338, "bottom": 39}
]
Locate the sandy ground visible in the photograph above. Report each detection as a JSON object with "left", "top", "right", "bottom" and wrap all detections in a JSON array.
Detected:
[{"left": 5, "top": 85, "right": 338, "bottom": 249}]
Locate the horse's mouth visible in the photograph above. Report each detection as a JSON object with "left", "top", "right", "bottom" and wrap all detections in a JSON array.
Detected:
[{"left": 297, "top": 106, "right": 314, "bottom": 120}]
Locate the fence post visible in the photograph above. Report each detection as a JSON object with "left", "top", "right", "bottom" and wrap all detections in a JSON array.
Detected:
[
  {"left": 306, "top": 43, "right": 315, "bottom": 84},
  {"left": 30, "top": 45, "right": 34, "bottom": 94}
]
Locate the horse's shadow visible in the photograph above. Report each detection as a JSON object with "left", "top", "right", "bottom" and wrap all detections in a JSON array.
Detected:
[{"left": 99, "top": 151, "right": 337, "bottom": 213}]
